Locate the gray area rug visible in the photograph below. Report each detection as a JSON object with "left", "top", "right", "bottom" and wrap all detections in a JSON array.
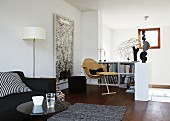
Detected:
[{"left": 48, "top": 103, "right": 126, "bottom": 121}]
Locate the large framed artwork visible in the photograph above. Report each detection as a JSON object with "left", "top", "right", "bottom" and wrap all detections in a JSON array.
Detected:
[{"left": 53, "top": 14, "right": 74, "bottom": 82}]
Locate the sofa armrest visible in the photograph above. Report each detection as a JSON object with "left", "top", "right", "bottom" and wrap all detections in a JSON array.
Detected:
[{"left": 24, "top": 78, "right": 56, "bottom": 93}]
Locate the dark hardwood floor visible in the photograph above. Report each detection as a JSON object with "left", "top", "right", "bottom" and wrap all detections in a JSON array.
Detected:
[{"left": 62, "top": 85, "right": 170, "bottom": 121}]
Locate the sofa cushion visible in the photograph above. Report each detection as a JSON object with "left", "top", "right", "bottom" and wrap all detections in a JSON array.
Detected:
[
  {"left": 89, "top": 68, "right": 104, "bottom": 75},
  {"left": 0, "top": 72, "right": 32, "bottom": 98},
  {"left": 9, "top": 71, "right": 26, "bottom": 82}
]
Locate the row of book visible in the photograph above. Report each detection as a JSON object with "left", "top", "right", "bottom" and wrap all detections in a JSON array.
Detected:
[
  {"left": 101, "top": 63, "right": 135, "bottom": 73},
  {"left": 119, "top": 64, "right": 135, "bottom": 73},
  {"left": 98, "top": 75, "right": 118, "bottom": 84},
  {"left": 97, "top": 74, "right": 135, "bottom": 85},
  {"left": 101, "top": 63, "right": 118, "bottom": 72}
]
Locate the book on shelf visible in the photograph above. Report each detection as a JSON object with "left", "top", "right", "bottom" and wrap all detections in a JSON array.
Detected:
[
  {"left": 119, "top": 64, "right": 124, "bottom": 73},
  {"left": 124, "top": 77, "right": 129, "bottom": 83},
  {"left": 129, "top": 65, "right": 135, "bottom": 73},
  {"left": 119, "top": 84, "right": 127, "bottom": 88},
  {"left": 125, "top": 89, "right": 135, "bottom": 93},
  {"left": 126, "top": 65, "right": 130, "bottom": 73},
  {"left": 113, "top": 63, "right": 118, "bottom": 72},
  {"left": 126, "top": 85, "right": 135, "bottom": 93}
]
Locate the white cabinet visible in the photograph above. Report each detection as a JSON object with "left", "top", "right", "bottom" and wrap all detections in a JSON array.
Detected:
[{"left": 135, "top": 62, "right": 151, "bottom": 101}]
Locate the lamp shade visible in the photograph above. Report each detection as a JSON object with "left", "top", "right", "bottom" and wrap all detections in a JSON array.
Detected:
[{"left": 23, "top": 27, "right": 46, "bottom": 40}]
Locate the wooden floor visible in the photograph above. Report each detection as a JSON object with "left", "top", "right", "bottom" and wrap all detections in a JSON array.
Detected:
[{"left": 63, "top": 85, "right": 170, "bottom": 121}]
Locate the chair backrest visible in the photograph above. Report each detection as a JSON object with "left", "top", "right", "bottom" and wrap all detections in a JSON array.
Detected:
[
  {"left": 82, "top": 58, "right": 101, "bottom": 70},
  {"left": 82, "top": 58, "right": 107, "bottom": 78}
]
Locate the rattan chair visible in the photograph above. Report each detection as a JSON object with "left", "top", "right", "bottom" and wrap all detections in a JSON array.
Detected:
[{"left": 82, "top": 58, "right": 107, "bottom": 80}]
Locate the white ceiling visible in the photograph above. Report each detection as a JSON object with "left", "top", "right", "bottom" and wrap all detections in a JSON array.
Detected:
[{"left": 64, "top": 0, "right": 170, "bottom": 29}]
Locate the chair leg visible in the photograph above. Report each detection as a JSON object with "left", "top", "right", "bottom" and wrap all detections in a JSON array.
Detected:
[
  {"left": 98, "top": 78, "right": 101, "bottom": 87},
  {"left": 102, "top": 75, "right": 116, "bottom": 95}
]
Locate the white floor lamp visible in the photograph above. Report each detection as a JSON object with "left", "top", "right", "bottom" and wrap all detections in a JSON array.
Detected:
[{"left": 23, "top": 27, "right": 46, "bottom": 77}]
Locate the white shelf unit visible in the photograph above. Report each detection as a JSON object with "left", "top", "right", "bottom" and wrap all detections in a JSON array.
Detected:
[{"left": 99, "top": 61, "right": 136, "bottom": 86}]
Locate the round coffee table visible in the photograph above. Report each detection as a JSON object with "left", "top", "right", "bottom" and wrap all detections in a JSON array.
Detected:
[{"left": 17, "top": 100, "right": 70, "bottom": 121}]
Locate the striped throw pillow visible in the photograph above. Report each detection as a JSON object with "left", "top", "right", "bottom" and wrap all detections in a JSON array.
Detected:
[{"left": 0, "top": 72, "right": 32, "bottom": 97}]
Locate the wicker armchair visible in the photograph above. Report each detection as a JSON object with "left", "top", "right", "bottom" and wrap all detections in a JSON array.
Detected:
[{"left": 82, "top": 58, "right": 107, "bottom": 79}]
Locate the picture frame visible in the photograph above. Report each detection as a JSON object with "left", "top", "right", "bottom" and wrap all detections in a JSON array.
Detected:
[{"left": 53, "top": 14, "right": 74, "bottom": 82}]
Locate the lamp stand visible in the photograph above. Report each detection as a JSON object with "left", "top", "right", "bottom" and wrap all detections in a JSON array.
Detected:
[
  {"left": 33, "top": 38, "right": 35, "bottom": 78},
  {"left": 23, "top": 27, "right": 46, "bottom": 78}
]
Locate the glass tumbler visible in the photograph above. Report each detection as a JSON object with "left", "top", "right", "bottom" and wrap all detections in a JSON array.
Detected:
[{"left": 46, "top": 93, "right": 56, "bottom": 108}]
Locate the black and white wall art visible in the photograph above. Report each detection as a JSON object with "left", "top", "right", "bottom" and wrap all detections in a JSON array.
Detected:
[{"left": 53, "top": 14, "right": 74, "bottom": 82}]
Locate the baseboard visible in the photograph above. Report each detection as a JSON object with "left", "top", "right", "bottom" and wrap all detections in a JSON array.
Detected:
[{"left": 150, "top": 84, "right": 170, "bottom": 89}]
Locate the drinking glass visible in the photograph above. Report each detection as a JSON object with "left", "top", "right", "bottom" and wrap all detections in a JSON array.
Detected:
[{"left": 46, "top": 93, "right": 56, "bottom": 108}]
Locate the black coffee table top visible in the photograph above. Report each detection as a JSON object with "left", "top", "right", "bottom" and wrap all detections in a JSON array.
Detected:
[{"left": 17, "top": 100, "right": 70, "bottom": 115}]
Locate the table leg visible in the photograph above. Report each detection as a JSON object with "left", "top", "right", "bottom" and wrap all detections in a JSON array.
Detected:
[
  {"left": 102, "top": 75, "right": 116, "bottom": 95},
  {"left": 26, "top": 115, "right": 47, "bottom": 121},
  {"left": 40, "top": 115, "right": 48, "bottom": 121},
  {"left": 44, "top": 115, "right": 48, "bottom": 121}
]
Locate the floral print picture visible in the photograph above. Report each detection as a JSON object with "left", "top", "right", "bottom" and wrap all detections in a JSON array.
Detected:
[{"left": 54, "top": 14, "right": 74, "bottom": 82}]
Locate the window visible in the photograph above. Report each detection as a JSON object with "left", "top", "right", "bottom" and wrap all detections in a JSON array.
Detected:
[{"left": 138, "top": 28, "right": 160, "bottom": 49}]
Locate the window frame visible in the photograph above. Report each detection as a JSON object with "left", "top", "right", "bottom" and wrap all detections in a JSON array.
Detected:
[{"left": 138, "top": 28, "right": 160, "bottom": 49}]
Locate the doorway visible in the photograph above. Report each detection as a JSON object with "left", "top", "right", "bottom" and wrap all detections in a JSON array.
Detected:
[{"left": 149, "top": 88, "right": 170, "bottom": 102}]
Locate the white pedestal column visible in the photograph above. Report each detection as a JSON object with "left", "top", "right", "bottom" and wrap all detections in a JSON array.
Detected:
[{"left": 135, "top": 62, "right": 151, "bottom": 101}]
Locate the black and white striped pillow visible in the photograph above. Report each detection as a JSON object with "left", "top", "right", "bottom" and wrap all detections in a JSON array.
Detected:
[{"left": 0, "top": 72, "right": 32, "bottom": 97}]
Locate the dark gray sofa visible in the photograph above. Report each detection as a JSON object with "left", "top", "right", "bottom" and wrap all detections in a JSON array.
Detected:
[{"left": 0, "top": 71, "right": 56, "bottom": 121}]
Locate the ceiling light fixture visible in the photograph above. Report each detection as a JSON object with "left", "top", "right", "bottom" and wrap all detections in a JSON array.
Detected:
[{"left": 144, "top": 16, "right": 149, "bottom": 20}]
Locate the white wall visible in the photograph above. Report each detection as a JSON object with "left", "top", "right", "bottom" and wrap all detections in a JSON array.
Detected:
[
  {"left": 149, "top": 26, "right": 170, "bottom": 85},
  {"left": 111, "top": 27, "right": 170, "bottom": 85},
  {"left": 102, "top": 25, "right": 113, "bottom": 61},
  {"left": 81, "top": 11, "right": 103, "bottom": 84},
  {"left": 0, "top": 0, "right": 82, "bottom": 77},
  {"left": 111, "top": 29, "right": 138, "bottom": 61},
  {"left": 81, "top": 11, "right": 101, "bottom": 61},
  {"left": 98, "top": 11, "right": 103, "bottom": 61}
]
